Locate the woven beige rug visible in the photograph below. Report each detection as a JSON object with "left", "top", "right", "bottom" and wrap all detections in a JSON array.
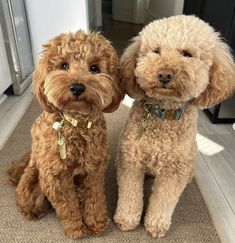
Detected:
[{"left": 0, "top": 100, "right": 220, "bottom": 242}]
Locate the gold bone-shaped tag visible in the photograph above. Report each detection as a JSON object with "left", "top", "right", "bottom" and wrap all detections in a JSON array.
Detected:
[
  {"left": 64, "top": 114, "right": 78, "bottom": 127},
  {"left": 68, "top": 117, "right": 78, "bottom": 127},
  {"left": 57, "top": 136, "right": 67, "bottom": 160},
  {"left": 137, "top": 113, "right": 151, "bottom": 140}
]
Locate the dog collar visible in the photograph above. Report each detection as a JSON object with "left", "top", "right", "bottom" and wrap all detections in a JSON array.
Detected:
[
  {"left": 143, "top": 102, "right": 185, "bottom": 121},
  {"left": 52, "top": 113, "right": 92, "bottom": 160},
  {"left": 137, "top": 101, "right": 186, "bottom": 140},
  {"left": 63, "top": 113, "right": 92, "bottom": 129}
]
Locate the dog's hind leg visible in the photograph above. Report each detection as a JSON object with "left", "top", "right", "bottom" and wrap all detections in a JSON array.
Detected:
[
  {"left": 16, "top": 160, "right": 49, "bottom": 220},
  {"left": 8, "top": 151, "right": 31, "bottom": 185},
  {"left": 114, "top": 163, "right": 145, "bottom": 231}
]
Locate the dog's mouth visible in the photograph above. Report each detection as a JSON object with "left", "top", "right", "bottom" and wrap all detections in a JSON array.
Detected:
[
  {"left": 155, "top": 87, "right": 177, "bottom": 95},
  {"left": 60, "top": 90, "right": 107, "bottom": 115},
  {"left": 161, "top": 83, "right": 170, "bottom": 89},
  {"left": 74, "top": 96, "right": 83, "bottom": 102},
  {"left": 61, "top": 100, "right": 95, "bottom": 115},
  {"left": 143, "top": 85, "right": 182, "bottom": 100}
]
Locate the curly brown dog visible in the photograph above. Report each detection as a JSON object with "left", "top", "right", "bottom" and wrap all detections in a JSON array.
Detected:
[
  {"left": 8, "top": 30, "right": 123, "bottom": 239},
  {"left": 114, "top": 15, "right": 235, "bottom": 237}
]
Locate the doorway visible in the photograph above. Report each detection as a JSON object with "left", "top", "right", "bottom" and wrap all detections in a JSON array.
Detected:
[
  {"left": 101, "top": 0, "right": 144, "bottom": 55},
  {"left": 100, "top": 0, "right": 185, "bottom": 54}
]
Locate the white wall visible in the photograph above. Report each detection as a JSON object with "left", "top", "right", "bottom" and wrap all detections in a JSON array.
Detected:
[
  {"left": 146, "top": 0, "right": 184, "bottom": 21},
  {"left": 25, "top": 0, "right": 89, "bottom": 63}
]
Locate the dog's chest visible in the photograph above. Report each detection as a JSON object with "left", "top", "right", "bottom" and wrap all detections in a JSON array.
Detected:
[
  {"left": 126, "top": 106, "right": 198, "bottom": 174},
  {"left": 65, "top": 131, "right": 89, "bottom": 158},
  {"left": 63, "top": 124, "right": 107, "bottom": 166},
  {"left": 33, "top": 118, "right": 107, "bottom": 169},
  {"left": 137, "top": 126, "right": 196, "bottom": 176},
  {"left": 55, "top": 126, "right": 108, "bottom": 174}
]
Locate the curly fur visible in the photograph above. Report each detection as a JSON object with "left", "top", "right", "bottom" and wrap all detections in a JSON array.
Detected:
[
  {"left": 114, "top": 15, "right": 235, "bottom": 238},
  {"left": 8, "top": 30, "right": 123, "bottom": 239}
]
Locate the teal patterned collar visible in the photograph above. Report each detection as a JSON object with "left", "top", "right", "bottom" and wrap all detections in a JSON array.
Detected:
[{"left": 143, "top": 102, "right": 186, "bottom": 120}]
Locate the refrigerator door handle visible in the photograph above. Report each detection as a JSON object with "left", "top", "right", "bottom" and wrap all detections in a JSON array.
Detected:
[{"left": 6, "top": 0, "right": 21, "bottom": 75}]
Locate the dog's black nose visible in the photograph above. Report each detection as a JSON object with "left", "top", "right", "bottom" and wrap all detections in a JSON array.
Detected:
[
  {"left": 70, "top": 83, "right": 86, "bottom": 97},
  {"left": 157, "top": 69, "right": 174, "bottom": 84}
]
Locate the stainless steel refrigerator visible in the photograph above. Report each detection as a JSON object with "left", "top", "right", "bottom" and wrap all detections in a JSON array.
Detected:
[{"left": 0, "top": 0, "right": 34, "bottom": 95}]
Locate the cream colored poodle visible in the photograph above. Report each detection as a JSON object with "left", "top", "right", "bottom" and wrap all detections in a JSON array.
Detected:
[{"left": 114, "top": 15, "right": 235, "bottom": 237}]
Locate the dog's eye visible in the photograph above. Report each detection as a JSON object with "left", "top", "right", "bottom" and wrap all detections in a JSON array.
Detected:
[
  {"left": 154, "top": 49, "right": 160, "bottom": 55},
  {"left": 60, "top": 63, "right": 69, "bottom": 71},
  {"left": 181, "top": 50, "right": 192, "bottom": 58},
  {"left": 89, "top": 65, "right": 100, "bottom": 74}
]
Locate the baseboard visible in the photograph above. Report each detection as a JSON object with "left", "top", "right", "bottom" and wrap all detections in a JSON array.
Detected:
[
  {"left": 0, "top": 94, "right": 7, "bottom": 105},
  {"left": 0, "top": 85, "right": 33, "bottom": 151}
]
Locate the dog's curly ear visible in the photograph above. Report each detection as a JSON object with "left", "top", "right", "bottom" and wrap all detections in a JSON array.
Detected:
[
  {"left": 120, "top": 37, "right": 144, "bottom": 99},
  {"left": 194, "top": 40, "right": 235, "bottom": 109},
  {"left": 103, "top": 44, "right": 124, "bottom": 113},
  {"left": 33, "top": 59, "right": 54, "bottom": 113},
  {"left": 103, "top": 69, "right": 124, "bottom": 113}
]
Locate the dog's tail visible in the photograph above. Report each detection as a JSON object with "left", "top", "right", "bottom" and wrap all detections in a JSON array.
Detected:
[{"left": 7, "top": 151, "right": 31, "bottom": 185}]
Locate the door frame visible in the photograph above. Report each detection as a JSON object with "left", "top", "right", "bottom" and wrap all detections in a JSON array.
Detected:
[{"left": 133, "top": 0, "right": 146, "bottom": 24}]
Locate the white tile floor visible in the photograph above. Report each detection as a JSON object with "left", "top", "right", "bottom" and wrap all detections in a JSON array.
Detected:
[{"left": 0, "top": 93, "right": 235, "bottom": 242}]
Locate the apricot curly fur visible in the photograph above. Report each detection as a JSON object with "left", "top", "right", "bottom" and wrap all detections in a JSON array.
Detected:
[
  {"left": 8, "top": 151, "right": 31, "bottom": 185},
  {"left": 8, "top": 30, "right": 123, "bottom": 239},
  {"left": 114, "top": 15, "right": 235, "bottom": 238}
]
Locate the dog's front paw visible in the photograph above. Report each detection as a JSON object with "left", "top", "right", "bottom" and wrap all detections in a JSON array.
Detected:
[
  {"left": 144, "top": 216, "right": 171, "bottom": 238},
  {"left": 62, "top": 220, "right": 89, "bottom": 239},
  {"left": 114, "top": 212, "right": 140, "bottom": 231},
  {"left": 85, "top": 215, "right": 110, "bottom": 235}
]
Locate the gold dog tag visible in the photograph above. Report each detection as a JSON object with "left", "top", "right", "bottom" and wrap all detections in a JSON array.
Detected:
[
  {"left": 57, "top": 136, "right": 67, "bottom": 160},
  {"left": 137, "top": 113, "right": 151, "bottom": 140},
  {"left": 87, "top": 121, "right": 92, "bottom": 129},
  {"left": 63, "top": 114, "right": 78, "bottom": 127}
]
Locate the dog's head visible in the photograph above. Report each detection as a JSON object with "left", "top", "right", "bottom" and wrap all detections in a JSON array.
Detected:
[
  {"left": 121, "top": 15, "right": 235, "bottom": 108},
  {"left": 33, "top": 31, "right": 123, "bottom": 115}
]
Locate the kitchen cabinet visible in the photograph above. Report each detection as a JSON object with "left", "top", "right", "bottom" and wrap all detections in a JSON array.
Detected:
[{"left": 184, "top": 0, "right": 235, "bottom": 123}]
